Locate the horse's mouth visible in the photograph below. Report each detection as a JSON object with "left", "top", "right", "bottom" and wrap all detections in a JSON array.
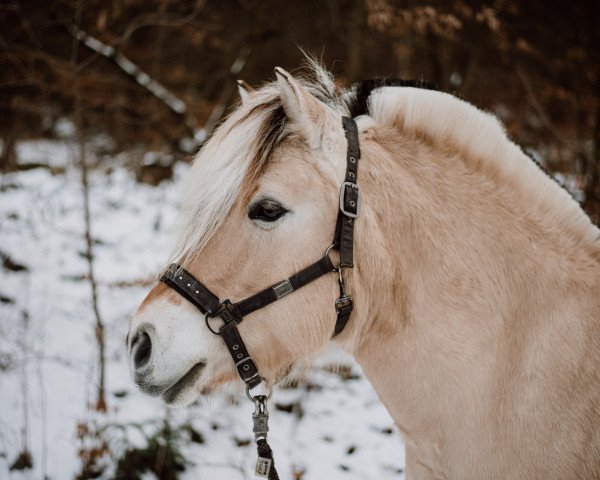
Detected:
[{"left": 161, "top": 362, "right": 206, "bottom": 404}]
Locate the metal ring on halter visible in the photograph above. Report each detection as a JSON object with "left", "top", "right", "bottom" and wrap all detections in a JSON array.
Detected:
[
  {"left": 324, "top": 243, "right": 339, "bottom": 271},
  {"left": 245, "top": 376, "right": 272, "bottom": 401},
  {"left": 204, "top": 311, "right": 222, "bottom": 335}
]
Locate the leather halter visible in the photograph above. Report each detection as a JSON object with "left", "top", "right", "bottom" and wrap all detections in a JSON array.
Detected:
[{"left": 159, "top": 116, "right": 361, "bottom": 391}]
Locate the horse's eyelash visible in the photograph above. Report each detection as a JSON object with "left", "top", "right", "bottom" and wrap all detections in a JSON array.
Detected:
[{"left": 249, "top": 198, "right": 287, "bottom": 211}]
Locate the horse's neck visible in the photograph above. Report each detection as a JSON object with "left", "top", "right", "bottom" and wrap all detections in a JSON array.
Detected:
[{"left": 347, "top": 126, "right": 600, "bottom": 462}]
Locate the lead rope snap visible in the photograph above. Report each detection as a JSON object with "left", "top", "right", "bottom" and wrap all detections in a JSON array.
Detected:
[{"left": 251, "top": 394, "right": 280, "bottom": 479}]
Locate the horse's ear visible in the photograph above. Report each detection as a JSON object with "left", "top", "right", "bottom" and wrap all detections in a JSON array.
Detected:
[
  {"left": 237, "top": 80, "right": 255, "bottom": 105},
  {"left": 274, "top": 67, "right": 335, "bottom": 149}
]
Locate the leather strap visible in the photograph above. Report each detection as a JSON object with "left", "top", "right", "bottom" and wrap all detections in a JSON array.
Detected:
[
  {"left": 334, "top": 117, "right": 361, "bottom": 268},
  {"left": 235, "top": 255, "right": 334, "bottom": 317},
  {"left": 220, "top": 320, "right": 262, "bottom": 388},
  {"left": 160, "top": 264, "right": 221, "bottom": 314},
  {"left": 330, "top": 116, "right": 361, "bottom": 337},
  {"left": 342, "top": 116, "right": 361, "bottom": 161}
]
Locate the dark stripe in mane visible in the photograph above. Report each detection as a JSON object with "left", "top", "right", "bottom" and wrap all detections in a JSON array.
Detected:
[
  {"left": 243, "top": 101, "right": 289, "bottom": 192},
  {"left": 252, "top": 104, "right": 287, "bottom": 170},
  {"left": 348, "top": 79, "right": 439, "bottom": 118}
]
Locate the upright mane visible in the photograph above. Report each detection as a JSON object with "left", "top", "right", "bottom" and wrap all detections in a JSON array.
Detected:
[{"left": 173, "top": 64, "right": 599, "bottom": 261}]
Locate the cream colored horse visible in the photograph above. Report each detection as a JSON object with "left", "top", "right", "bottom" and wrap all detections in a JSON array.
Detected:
[{"left": 128, "top": 64, "right": 600, "bottom": 479}]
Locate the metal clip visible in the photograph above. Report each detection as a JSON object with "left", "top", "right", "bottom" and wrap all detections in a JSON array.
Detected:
[
  {"left": 252, "top": 395, "right": 270, "bottom": 441},
  {"left": 338, "top": 267, "right": 345, "bottom": 293},
  {"left": 336, "top": 266, "right": 353, "bottom": 314}
]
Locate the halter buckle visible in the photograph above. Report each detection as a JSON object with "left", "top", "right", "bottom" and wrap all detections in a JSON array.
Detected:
[{"left": 339, "top": 181, "right": 360, "bottom": 218}]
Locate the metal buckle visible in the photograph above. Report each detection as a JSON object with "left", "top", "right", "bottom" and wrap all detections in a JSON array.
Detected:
[
  {"left": 236, "top": 355, "right": 256, "bottom": 370},
  {"left": 339, "top": 181, "right": 360, "bottom": 218},
  {"left": 236, "top": 357, "right": 259, "bottom": 383}
]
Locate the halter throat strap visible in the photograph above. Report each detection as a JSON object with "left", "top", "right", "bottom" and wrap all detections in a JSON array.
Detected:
[{"left": 159, "top": 116, "right": 361, "bottom": 391}]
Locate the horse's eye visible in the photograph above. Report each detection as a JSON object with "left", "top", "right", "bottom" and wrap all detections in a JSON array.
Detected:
[{"left": 249, "top": 199, "right": 287, "bottom": 223}]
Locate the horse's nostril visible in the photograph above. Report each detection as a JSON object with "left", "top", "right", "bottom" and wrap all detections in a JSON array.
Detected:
[{"left": 132, "top": 331, "right": 152, "bottom": 370}]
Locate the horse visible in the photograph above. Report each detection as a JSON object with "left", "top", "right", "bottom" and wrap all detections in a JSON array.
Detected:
[{"left": 127, "top": 62, "right": 600, "bottom": 479}]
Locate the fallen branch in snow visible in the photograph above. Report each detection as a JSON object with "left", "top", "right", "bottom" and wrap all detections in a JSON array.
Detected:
[
  {"left": 15, "top": 311, "right": 33, "bottom": 472},
  {"left": 35, "top": 341, "right": 48, "bottom": 479}
]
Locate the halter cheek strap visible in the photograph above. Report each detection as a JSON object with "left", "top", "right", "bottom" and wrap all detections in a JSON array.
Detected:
[
  {"left": 336, "top": 116, "right": 361, "bottom": 268},
  {"left": 332, "top": 116, "right": 361, "bottom": 335}
]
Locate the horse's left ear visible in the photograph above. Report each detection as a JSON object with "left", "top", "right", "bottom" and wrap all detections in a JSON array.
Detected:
[
  {"left": 274, "top": 67, "right": 337, "bottom": 149},
  {"left": 237, "top": 80, "right": 255, "bottom": 105}
]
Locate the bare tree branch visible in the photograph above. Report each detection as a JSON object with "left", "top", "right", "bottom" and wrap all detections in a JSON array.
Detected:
[
  {"left": 66, "top": 24, "right": 204, "bottom": 146},
  {"left": 196, "top": 45, "right": 252, "bottom": 143}
]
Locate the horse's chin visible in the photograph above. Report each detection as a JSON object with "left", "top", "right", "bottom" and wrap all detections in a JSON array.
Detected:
[
  {"left": 160, "top": 362, "right": 207, "bottom": 407},
  {"left": 161, "top": 387, "right": 201, "bottom": 407}
]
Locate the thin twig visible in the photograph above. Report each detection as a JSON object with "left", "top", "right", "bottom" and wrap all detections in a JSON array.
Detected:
[
  {"left": 119, "top": 0, "right": 214, "bottom": 43},
  {"left": 36, "top": 342, "right": 48, "bottom": 480},
  {"left": 71, "top": 0, "right": 107, "bottom": 412},
  {"left": 512, "top": 64, "right": 580, "bottom": 151},
  {"left": 19, "top": 311, "right": 30, "bottom": 456}
]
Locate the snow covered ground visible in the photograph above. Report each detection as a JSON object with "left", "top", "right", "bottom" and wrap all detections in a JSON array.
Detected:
[{"left": 0, "top": 140, "right": 405, "bottom": 479}]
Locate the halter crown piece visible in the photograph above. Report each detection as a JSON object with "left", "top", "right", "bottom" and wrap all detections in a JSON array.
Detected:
[{"left": 159, "top": 117, "right": 361, "bottom": 479}]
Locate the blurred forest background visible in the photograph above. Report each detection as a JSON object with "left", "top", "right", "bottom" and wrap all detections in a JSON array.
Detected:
[
  {"left": 2, "top": 0, "right": 600, "bottom": 222},
  {"left": 1, "top": 1, "right": 599, "bottom": 479}
]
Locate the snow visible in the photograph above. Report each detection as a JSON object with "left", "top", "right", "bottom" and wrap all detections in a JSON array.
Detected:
[{"left": 0, "top": 140, "right": 405, "bottom": 479}]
